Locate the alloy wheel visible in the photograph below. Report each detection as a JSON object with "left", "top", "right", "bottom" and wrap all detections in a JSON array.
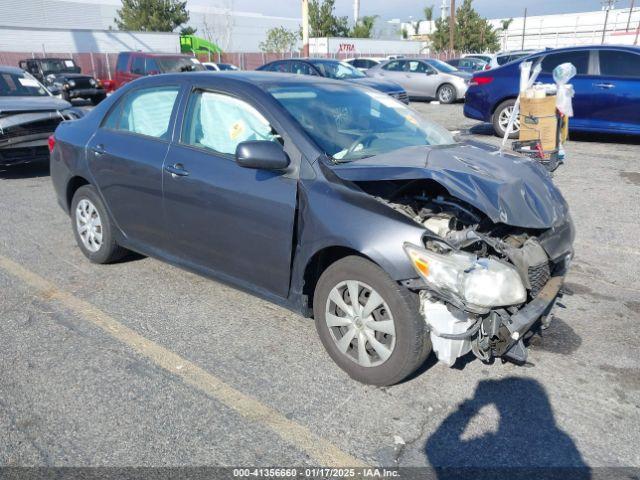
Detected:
[
  {"left": 498, "top": 105, "right": 520, "bottom": 134},
  {"left": 438, "top": 85, "right": 454, "bottom": 103},
  {"left": 75, "top": 199, "right": 103, "bottom": 253},
  {"left": 325, "top": 280, "right": 396, "bottom": 367}
]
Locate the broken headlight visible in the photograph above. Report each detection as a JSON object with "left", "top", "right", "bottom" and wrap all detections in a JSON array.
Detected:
[{"left": 403, "top": 242, "right": 526, "bottom": 309}]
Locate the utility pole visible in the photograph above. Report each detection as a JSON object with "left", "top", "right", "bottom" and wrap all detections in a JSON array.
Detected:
[
  {"left": 601, "top": 0, "right": 616, "bottom": 44},
  {"left": 449, "top": 0, "right": 455, "bottom": 53},
  {"left": 521, "top": 8, "right": 527, "bottom": 50},
  {"left": 302, "top": 0, "right": 309, "bottom": 57},
  {"left": 627, "top": 0, "right": 635, "bottom": 31}
]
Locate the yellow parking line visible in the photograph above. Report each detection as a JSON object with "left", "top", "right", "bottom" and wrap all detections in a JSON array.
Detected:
[{"left": 0, "top": 254, "right": 365, "bottom": 467}]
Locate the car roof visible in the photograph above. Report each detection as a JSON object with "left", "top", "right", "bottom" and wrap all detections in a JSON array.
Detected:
[
  {"left": 132, "top": 71, "right": 358, "bottom": 90},
  {"left": 0, "top": 65, "right": 27, "bottom": 74},
  {"left": 119, "top": 52, "right": 194, "bottom": 58}
]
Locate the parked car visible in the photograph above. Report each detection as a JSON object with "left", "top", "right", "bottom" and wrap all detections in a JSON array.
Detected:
[
  {"left": 487, "top": 50, "right": 542, "bottom": 70},
  {"left": 256, "top": 58, "right": 409, "bottom": 103},
  {"left": 366, "top": 58, "right": 471, "bottom": 103},
  {"left": 18, "top": 57, "right": 106, "bottom": 105},
  {"left": 344, "top": 56, "right": 404, "bottom": 71},
  {"left": 113, "top": 52, "right": 205, "bottom": 89},
  {"left": 446, "top": 57, "right": 488, "bottom": 72},
  {"left": 50, "top": 71, "right": 574, "bottom": 385},
  {"left": 202, "top": 62, "right": 239, "bottom": 71},
  {"left": 464, "top": 45, "right": 640, "bottom": 137},
  {"left": 461, "top": 53, "right": 492, "bottom": 64},
  {"left": 0, "top": 66, "right": 81, "bottom": 166}
]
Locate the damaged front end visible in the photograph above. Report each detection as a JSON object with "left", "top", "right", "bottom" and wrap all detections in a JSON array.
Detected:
[
  {"left": 0, "top": 110, "right": 77, "bottom": 166},
  {"left": 361, "top": 180, "right": 573, "bottom": 367}
]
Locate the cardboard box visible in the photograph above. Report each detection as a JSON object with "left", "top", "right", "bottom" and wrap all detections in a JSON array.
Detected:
[{"left": 519, "top": 95, "right": 558, "bottom": 153}]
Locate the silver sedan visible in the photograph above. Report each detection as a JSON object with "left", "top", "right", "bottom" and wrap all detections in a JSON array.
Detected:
[{"left": 366, "top": 58, "right": 471, "bottom": 103}]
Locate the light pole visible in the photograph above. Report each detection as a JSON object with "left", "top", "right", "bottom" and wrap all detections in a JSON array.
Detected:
[
  {"left": 302, "top": 0, "right": 309, "bottom": 57},
  {"left": 449, "top": 0, "right": 455, "bottom": 53},
  {"left": 601, "top": 0, "right": 617, "bottom": 44}
]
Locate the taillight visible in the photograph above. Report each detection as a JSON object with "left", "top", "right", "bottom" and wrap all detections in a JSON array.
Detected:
[
  {"left": 48, "top": 135, "right": 56, "bottom": 153},
  {"left": 469, "top": 76, "right": 494, "bottom": 86}
]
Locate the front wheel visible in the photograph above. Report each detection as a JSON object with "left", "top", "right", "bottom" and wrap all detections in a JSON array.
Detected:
[
  {"left": 492, "top": 99, "right": 519, "bottom": 138},
  {"left": 313, "top": 256, "right": 431, "bottom": 386},
  {"left": 437, "top": 83, "right": 456, "bottom": 104}
]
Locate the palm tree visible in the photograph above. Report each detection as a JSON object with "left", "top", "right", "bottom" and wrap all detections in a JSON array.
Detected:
[
  {"left": 500, "top": 18, "right": 513, "bottom": 49},
  {"left": 424, "top": 5, "right": 434, "bottom": 34}
]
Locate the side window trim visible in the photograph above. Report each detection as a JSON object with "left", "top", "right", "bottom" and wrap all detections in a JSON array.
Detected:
[{"left": 100, "top": 84, "right": 182, "bottom": 142}]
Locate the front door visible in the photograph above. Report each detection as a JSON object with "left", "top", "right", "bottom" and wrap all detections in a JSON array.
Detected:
[
  {"left": 162, "top": 88, "right": 298, "bottom": 298},
  {"left": 590, "top": 49, "right": 640, "bottom": 133},
  {"left": 87, "top": 85, "right": 181, "bottom": 250}
]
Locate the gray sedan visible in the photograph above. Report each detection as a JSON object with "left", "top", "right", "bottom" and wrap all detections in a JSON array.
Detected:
[{"left": 366, "top": 58, "right": 471, "bottom": 103}]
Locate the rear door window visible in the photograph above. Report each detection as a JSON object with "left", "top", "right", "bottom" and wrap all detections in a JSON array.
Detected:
[
  {"left": 599, "top": 50, "right": 640, "bottom": 78},
  {"left": 131, "top": 56, "right": 145, "bottom": 75},
  {"left": 382, "top": 60, "right": 404, "bottom": 71},
  {"left": 541, "top": 50, "right": 590, "bottom": 75},
  {"left": 116, "top": 53, "right": 129, "bottom": 73},
  {"left": 103, "top": 86, "right": 180, "bottom": 139}
]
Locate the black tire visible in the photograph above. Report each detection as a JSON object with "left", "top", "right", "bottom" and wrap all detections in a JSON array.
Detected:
[
  {"left": 70, "top": 185, "right": 127, "bottom": 264},
  {"left": 91, "top": 94, "right": 106, "bottom": 105},
  {"left": 436, "top": 83, "right": 456, "bottom": 104},
  {"left": 313, "top": 256, "right": 431, "bottom": 386},
  {"left": 492, "top": 98, "right": 519, "bottom": 138}
]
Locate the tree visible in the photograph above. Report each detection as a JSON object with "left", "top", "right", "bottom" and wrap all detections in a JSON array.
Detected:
[
  {"left": 180, "top": 25, "right": 197, "bottom": 36},
  {"left": 351, "top": 15, "right": 378, "bottom": 38},
  {"left": 308, "top": 0, "right": 350, "bottom": 37},
  {"left": 430, "top": 0, "right": 499, "bottom": 53},
  {"left": 259, "top": 26, "right": 300, "bottom": 53},
  {"left": 115, "top": 0, "right": 190, "bottom": 32},
  {"left": 424, "top": 5, "right": 434, "bottom": 34}
]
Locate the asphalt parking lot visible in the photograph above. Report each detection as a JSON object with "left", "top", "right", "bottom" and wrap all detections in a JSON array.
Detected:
[{"left": 1, "top": 102, "right": 639, "bottom": 472}]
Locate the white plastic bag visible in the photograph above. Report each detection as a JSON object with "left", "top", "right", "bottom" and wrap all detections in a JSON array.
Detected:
[{"left": 553, "top": 62, "right": 576, "bottom": 117}]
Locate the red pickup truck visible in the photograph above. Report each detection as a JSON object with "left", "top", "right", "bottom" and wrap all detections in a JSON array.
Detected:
[{"left": 113, "top": 52, "right": 205, "bottom": 89}]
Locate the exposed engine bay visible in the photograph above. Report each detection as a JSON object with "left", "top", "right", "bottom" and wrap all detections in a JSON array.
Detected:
[{"left": 357, "top": 179, "right": 570, "bottom": 366}]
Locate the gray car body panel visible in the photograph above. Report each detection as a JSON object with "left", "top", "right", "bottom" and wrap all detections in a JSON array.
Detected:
[{"left": 50, "top": 72, "right": 573, "bottom": 317}]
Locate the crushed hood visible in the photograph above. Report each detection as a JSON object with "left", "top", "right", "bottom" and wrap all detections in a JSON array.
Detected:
[
  {"left": 330, "top": 142, "right": 569, "bottom": 229},
  {"left": 0, "top": 96, "right": 71, "bottom": 114}
]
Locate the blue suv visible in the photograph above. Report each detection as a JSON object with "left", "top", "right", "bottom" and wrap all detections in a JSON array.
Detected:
[{"left": 464, "top": 45, "right": 640, "bottom": 137}]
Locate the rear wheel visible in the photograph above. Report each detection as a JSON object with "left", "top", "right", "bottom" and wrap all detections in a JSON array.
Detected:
[
  {"left": 437, "top": 83, "right": 456, "bottom": 104},
  {"left": 492, "top": 99, "right": 519, "bottom": 138},
  {"left": 313, "top": 256, "right": 431, "bottom": 386},
  {"left": 71, "top": 185, "right": 127, "bottom": 264}
]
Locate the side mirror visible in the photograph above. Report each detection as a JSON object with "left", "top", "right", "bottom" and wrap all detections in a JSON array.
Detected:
[
  {"left": 235, "top": 141, "right": 289, "bottom": 171},
  {"left": 426, "top": 70, "right": 435, "bottom": 76}
]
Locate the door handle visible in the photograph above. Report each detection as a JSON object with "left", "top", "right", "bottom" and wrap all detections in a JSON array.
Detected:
[
  {"left": 92, "top": 144, "right": 106, "bottom": 156},
  {"left": 595, "top": 82, "right": 615, "bottom": 89},
  {"left": 165, "top": 163, "right": 190, "bottom": 178}
]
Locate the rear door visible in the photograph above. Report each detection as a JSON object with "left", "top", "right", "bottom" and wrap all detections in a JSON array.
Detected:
[
  {"left": 87, "top": 84, "right": 181, "bottom": 251},
  {"left": 374, "top": 60, "right": 409, "bottom": 90},
  {"left": 161, "top": 85, "right": 298, "bottom": 297},
  {"left": 590, "top": 48, "right": 640, "bottom": 133}
]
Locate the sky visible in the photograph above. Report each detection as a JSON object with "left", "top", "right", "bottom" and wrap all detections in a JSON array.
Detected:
[{"left": 189, "top": 0, "right": 635, "bottom": 21}]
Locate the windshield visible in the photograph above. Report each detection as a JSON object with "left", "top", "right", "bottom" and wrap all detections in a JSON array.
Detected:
[
  {"left": 156, "top": 57, "right": 205, "bottom": 73},
  {"left": 40, "top": 59, "right": 79, "bottom": 74},
  {"left": 426, "top": 59, "right": 459, "bottom": 73},
  {"left": 269, "top": 84, "right": 455, "bottom": 162},
  {"left": 309, "top": 60, "right": 365, "bottom": 79},
  {"left": 0, "top": 71, "right": 49, "bottom": 97}
]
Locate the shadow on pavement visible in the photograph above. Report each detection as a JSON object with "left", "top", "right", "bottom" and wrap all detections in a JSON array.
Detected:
[
  {"left": 424, "top": 377, "right": 590, "bottom": 480},
  {"left": 0, "top": 161, "right": 50, "bottom": 179}
]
